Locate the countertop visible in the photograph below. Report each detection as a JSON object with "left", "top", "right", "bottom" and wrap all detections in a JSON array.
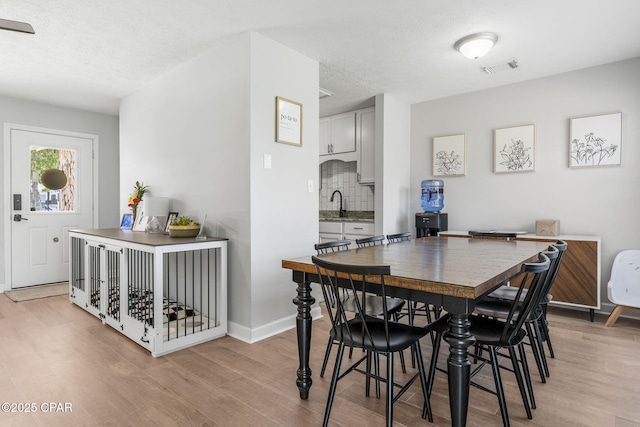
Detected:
[{"left": 319, "top": 210, "right": 374, "bottom": 222}]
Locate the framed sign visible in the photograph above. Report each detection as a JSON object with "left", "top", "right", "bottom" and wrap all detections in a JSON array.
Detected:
[{"left": 276, "top": 96, "right": 303, "bottom": 146}]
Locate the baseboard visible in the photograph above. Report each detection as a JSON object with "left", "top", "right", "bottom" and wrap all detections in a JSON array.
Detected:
[
  {"left": 0, "top": 283, "right": 4, "bottom": 293},
  {"left": 227, "top": 305, "right": 323, "bottom": 344}
]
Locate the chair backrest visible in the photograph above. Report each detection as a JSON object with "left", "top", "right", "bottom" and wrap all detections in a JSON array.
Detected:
[
  {"left": 312, "top": 255, "right": 392, "bottom": 350},
  {"left": 315, "top": 239, "right": 351, "bottom": 254},
  {"left": 542, "top": 240, "right": 567, "bottom": 297},
  {"left": 386, "top": 232, "right": 412, "bottom": 243},
  {"left": 607, "top": 249, "right": 640, "bottom": 307},
  {"left": 499, "top": 251, "right": 550, "bottom": 345},
  {"left": 356, "top": 235, "right": 385, "bottom": 248}
]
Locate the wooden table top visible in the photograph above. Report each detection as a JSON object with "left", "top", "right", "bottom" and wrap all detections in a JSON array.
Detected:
[{"left": 282, "top": 236, "right": 550, "bottom": 299}]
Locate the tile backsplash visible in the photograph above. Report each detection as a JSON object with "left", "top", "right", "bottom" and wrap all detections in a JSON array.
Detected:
[{"left": 320, "top": 160, "right": 375, "bottom": 211}]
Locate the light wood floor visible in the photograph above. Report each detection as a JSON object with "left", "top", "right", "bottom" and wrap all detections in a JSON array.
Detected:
[{"left": 1, "top": 294, "right": 639, "bottom": 427}]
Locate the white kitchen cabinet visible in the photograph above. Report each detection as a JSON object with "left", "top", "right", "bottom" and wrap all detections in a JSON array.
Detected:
[
  {"left": 343, "top": 222, "right": 375, "bottom": 243},
  {"left": 319, "top": 117, "right": 332, "bottom": 156},
  {"left": 357, "top": 107, "right": 375, "bottom": 184},
  {"left": 319, "top": 111, "right": 356, "bottom": 156},
  {"left": 319, "top": 108, "right": 376, "bottom": 186},
  {"left": 319, "top": 221, "right": 343, "bottom": 243},
  {"left": 319, "top": 221, "right": 374, "bottom": 247}
]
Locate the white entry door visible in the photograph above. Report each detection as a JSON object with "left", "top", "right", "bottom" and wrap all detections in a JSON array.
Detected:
[{"left": 8, "top": 125, "right": 95, "bottom": 288}]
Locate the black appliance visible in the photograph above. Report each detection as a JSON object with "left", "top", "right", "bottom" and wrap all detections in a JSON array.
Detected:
[{"left": 415, "top": 212, "right": 448, "bottom": 237}]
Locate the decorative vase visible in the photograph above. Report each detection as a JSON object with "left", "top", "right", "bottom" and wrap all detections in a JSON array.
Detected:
[{"left": 168, "top": 225, "right": 200, "bottom": 238}]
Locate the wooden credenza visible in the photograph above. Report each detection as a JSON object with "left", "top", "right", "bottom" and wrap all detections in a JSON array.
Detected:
[{"left": 439, "top": 231, "right": 600, "bottom": 320}]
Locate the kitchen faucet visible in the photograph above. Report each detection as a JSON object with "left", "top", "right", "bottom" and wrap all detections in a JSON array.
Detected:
[{"left": 330, "top": 190, "right": 346, "bottom": 218}]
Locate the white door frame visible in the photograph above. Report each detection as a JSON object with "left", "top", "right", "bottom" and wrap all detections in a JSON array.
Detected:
[{"left": 3, "top": 123, "right": 100, "bottom": 291}]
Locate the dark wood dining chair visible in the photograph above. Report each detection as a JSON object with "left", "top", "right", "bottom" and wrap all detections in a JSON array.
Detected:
[
  {"left": 482, "top": 240, "right": 568, "bottom": 381},
  {"left": 386, "top": 232, "right": 412, "bottom": 243},
  {"left": 356, "top": 235, "right": 385, "bottom": 247},
  {"left": 385, "top": 232, "right": 439, "bottom": 328},
  {"left": 473, "top": 244, "right": 558, "bottom": 414},
  {"left": 386, "top": 231, "right": 440, "bottom": 364},
  {"left": 425, "top": 251, "right": 551, "bottom": 427},
  {"left": 311, "top": 256, "right": 434, "bottom": 427},
  {"left": 314, "top": 240, "right": 405, "bottom": 379}
]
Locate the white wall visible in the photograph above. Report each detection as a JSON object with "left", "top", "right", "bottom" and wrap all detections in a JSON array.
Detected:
[
  {"left": 120, "top": 32, "right": 319, "bottom": 341},
  {"left": 410, "top": 58, "right": 640, "bottom": 313},
  {"left": 248, "top": 33, "right": 319, "bottom": 335},
  {"left": 0, "top": 95, "right": 119, "bottom": 288},
  {"left": 120, "top": 32, "right": 252, "bottom": 328},
  {"left": 375, "top": 94, "right": 412, "bottom": 236}
]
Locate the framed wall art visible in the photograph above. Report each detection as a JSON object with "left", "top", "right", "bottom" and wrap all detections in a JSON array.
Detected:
[
  {"left": 570, "top": 112, "right": 621, "bottom": 168},
  {"left": 276, "top": 96, "right": 303, "bottom": 146},
  {"left": 494, "top": 124, "right": 535, "bottom": 173},
  {"left": 432, "top": 133, "right": 466, "bottom": 176}
]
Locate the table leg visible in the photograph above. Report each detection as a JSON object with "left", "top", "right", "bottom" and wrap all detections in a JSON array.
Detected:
[
  {"left": 293, "top": 274, "right": 315, "bottom": 399},
  {"left": 444, "top": 312, "right": 475, "bottom": 427}
]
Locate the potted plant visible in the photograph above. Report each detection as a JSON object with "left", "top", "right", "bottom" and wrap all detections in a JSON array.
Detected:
[{"left": 168, "top": 215, "right": 200, "bottom": 237}]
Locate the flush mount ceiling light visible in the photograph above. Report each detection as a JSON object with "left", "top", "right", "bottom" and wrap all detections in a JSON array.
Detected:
[{"left": 454, "top": 32, "right": 497, "bottom": 59}]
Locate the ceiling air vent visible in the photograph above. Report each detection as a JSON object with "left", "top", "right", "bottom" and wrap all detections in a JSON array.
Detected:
[
  {"left": 482, "top": 59, "right": 519, "bottom": 75},
  {"left": 319, "top": 87, "right": 334, "bottom": 99}
]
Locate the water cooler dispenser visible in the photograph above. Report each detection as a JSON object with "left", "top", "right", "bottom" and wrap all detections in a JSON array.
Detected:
[{"left": 416, "top": 179, "right": 448, "bottom": 237}]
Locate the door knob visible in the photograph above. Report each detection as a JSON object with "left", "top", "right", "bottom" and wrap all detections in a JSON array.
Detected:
[
  {"left": 13, "top": 214, "right": 28, "bottom": 222},
  {"left": 53, "top": 237, "right": 59, "bottom": 243}
]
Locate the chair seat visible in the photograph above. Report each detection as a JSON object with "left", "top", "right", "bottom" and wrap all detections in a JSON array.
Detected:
[
  {"left": 340, "top": 294, "right": 404, "bottom": 316},
  {"left": 488, "top": 285, "right": 553, "bottom": 304},
  {"left": 430, "top": 314, "right": 526, "bottom": 347},
  {"left": 332, "top": 317, "right": 429, "bottom": 352},
  {"left": 476, "top": 299, "right": 547, "bottom": 323}
]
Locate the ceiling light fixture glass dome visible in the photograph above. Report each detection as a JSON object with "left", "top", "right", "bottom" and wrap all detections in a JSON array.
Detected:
[{"left": 454, "top": 32, "right": 498, "bottom": 59}]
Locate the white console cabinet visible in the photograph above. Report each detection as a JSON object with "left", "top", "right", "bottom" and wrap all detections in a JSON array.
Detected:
[{"left": 69, "top": 229, "right": 228, "bottom": 356}]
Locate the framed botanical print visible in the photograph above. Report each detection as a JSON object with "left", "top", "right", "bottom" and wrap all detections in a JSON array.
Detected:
[
  {"left": 494, "top": 124, "right": 535, "bottom": 173},
  {"left": 432, "top": 133, "right": 466, "bottom": 176},
  {"left": 570, "top": 112, "right": 621, "bottom": 167}
]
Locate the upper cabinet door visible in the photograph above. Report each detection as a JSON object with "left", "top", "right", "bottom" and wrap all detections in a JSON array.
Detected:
[
  {"left": 319, "top": 118, "right": 332, "bottom": 155},
  {"left": 331, "top": 112, "right": 356, "bottom": 154},
  {"left": 358, "top": 108, "right": 375, "bottom": 184}
]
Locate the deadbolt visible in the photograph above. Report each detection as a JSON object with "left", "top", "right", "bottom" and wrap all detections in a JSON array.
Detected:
[{"left": 53, "top": 237, "right": 59, "bottom": 243}]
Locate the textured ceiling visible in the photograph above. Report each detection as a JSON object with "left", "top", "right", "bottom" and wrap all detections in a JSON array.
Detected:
[{"left": 1, "top": 0, "right": 639, "bottom": 117}]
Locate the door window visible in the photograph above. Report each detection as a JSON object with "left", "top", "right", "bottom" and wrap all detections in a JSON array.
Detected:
[{"left": 29, "top": 146, "right": 76, "bottom": 212}]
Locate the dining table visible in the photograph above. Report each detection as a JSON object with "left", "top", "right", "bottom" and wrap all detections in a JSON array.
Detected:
[{"left": 281, "top": 236, "right": 551, "bottom": 427}]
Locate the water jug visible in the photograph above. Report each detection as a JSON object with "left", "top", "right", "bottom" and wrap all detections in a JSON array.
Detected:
[{"left": 421, "top": 179, "right": 444, "bottom": 212}]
